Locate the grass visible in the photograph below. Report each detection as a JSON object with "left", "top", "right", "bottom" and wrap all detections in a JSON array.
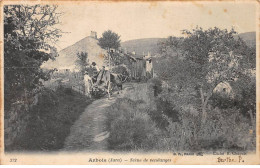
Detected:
[
  {"left": 105, "top": 98, "right": 163, "bottom": 151},
  {"left": 104, "top": 82, "right": 256, "bottom": 152},
  {"left": 6, "top": 87, "right": 93, "bottom": 151}
]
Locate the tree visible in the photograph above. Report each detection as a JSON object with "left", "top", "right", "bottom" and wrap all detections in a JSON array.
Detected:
[
  {"left": 75, "top": 52, "right": 89, "bottom": 74},
  {"left": 181, "top": 27, "right": 255, "bottom": 123},
  {"left": 4, "top": 5, "right": 62, "bottom": 105},
  {"left": 98, "top": 30, "right": 121, "bottom": 66},
  {"left": 98, "top": 30, "right": 121, "bottom": 51},
  {"left": 98, "top": 30, "right": 121, "bottom": 98},
  {"left": 158, "top": 36, "right": 184, "bottom": 58},
  {"left": 157, "top": 27, "right": 255, "bottom": 124}
]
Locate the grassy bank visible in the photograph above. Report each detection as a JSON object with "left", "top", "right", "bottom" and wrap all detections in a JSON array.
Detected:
[
  {"left": 105, "top": 81, "right": 255, "bottom": 152},
  {"left": 7, "top": 87, "right": 93, "bottom": 151},
  {"left": 105, "top": 98, "right": 163, "bottom": 151}
]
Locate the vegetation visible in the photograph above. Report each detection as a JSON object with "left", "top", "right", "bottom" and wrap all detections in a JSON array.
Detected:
[
  {"left": 4, "top": 5, "right": 62, "bottom": 106},
  {"left": 106, "top": 27, "right": 256, "bottom": 152},
  {"left": 105, "top": 98, "right": 163, "bottom": 151},
  {"left": 156, "top": 27, "right": 255, "bottom": 123},
  {"left": 98, "top": 30, "right": 121, "bottom": 51},
  {"left": 98, "top": 30, "right": 122, "bottom": 67},
  {"left": 75, "top": 52, "right": 89, "bottom": 74},
  {"left": 7, "top": 87, "right": 92, "bottom": 151},
  {"left": 4, "top": 5, "right": 256, "bottom": 152},
  {"left": 3, "top": 5, "right": 94, "bottom": 152},
  {"left": 111, "top": 65, "right": 130, "bottom": 81}
]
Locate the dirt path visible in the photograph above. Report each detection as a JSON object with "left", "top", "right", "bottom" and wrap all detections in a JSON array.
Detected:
[
  {"left": 63, "top": 83, "right": 134, "bottom": 151},
  {"left": 62, "top": 96, "right": 116, "bottom": 151}
]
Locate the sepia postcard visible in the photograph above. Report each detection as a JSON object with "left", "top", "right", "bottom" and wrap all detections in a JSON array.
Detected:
[{"left": 0, "top": 0, "right": 259, "bottom": 165}]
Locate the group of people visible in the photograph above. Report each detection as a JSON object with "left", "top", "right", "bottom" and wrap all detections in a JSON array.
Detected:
[{"left": 83, "top": 62, "right": 107, "bottom": 97}]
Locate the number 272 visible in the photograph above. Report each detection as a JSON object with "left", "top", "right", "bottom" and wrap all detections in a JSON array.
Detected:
[{"left": 10, "top": 158, "right": 17, "bottom": 162}]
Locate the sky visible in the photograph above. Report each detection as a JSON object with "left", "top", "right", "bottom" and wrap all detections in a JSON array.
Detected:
[{"left": 54, "top": 1, "right": 257, "bottom": 51}]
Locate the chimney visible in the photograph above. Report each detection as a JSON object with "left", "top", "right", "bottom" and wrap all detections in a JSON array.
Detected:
[{"left": 90, "top": 31, "right": 97, "bottom": 39}]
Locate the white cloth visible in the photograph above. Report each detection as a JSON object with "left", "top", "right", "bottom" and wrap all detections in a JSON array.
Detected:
[
  {"left": 146, "top": 60, "right": 153, "bottom": 72},
  {"left": 84, "top": 74, "right": 92, "bottom": 96}
]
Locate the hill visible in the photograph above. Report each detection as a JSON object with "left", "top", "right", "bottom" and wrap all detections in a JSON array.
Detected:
[
  {"left": 121, "top": 32, "right": 256, "bottom": 55},
  {"left": 42, "top": 36, "right": 106, "bottom": 70},
  {"left": 121, "top": 38, "right": 165, "bottom": 55},
  {"left": 235, "top": 32, "right": 256, "bottom": 48}
]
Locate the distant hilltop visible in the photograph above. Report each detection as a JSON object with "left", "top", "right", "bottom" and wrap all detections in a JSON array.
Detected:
[
  {"left": 121, "top": 38, "right": 164, "bottom": 56},
  {"left": 234, "top": 32, "right": 256, "bottom": 48},
  {"left": 121, "top": 32, "right": 256, "bottom": 55}
]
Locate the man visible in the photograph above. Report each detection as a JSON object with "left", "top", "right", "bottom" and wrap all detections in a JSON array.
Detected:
[
  {"left": 90, "top": 62, "right": 99, "bottom": 84},
  {"left": 84, "top": 72, "right": 93, "bottom": 97},
  {"left": 96, "top": 66, "right": 106, "bottom": 85},
  {"left": 91, "top": 62, "right": 100, "bottom": 72}
]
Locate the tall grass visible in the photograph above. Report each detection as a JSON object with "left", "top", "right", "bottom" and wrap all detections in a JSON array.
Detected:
[
  {"left": 105, "top": 82, "right": 256, "bottom": 152},
  {"left": 7, "top": 87, "right": 93, "bottom": 151},
  {"left": 105, "top": 98, "right": 163, "bottom": 151}
]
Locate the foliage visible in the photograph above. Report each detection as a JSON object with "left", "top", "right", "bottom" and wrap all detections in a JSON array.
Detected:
[
  {"left": 8, "top": 87, "right": 92, "bottom": 151},
  {"left": 232, "top": 75, "right": 256, "bottom": 117},
  {"left": 98, "top": 30, "right": 121, "bottom": 50},
  {"left": 75, "top": 52, "right": 89, "bottom": 74},
  {"left": 104, "top": 92, "right": 255, "bottom": 152},
  {"left": 148, "top": 78, "right": 163, "bottom": 95},
  {"left": 4, "top": 5, "right": 62, "bottom": 105},
  {"left": 98, "top": 30, "right": 122, "bottom": 68},
  {"left": 111, "top": 65, "right": 130, "bottom": 81},
  {"left": 156, "top": 27, "right": 255, "bottom": 123},
  {"left": 105, "top": 98, "right": 163, "bottom": 151},
  {"left": 210, "top": 74, "right": 256, "bottom": 119},
  {"left": 210, "top": 93, "right": 236, "bottom": 109},
  {"left": 158, "top": 36, "right": 184, "bottom": 58},
  {"left": 154, "top": 98, "right": 179, "bottom": 122},
  {"left": 163, "top": 107, "right": 255, "bottom": 151},
  {"left": 107, "top": 52, "right": 125, "bottom": 66},
  {"left": 148, "top": 28, "right": 256, "bottom": 151}
]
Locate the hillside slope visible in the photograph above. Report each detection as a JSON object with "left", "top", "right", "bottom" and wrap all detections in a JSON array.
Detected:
[
  {"left": 235, "top": 32, "right": 256, "bottom": 48},
  {"left": 121, "top": 32, "right": 256, "bottom": 55},
  {"left": 121, "top": 38, "right": 165, "bottom": 55}
]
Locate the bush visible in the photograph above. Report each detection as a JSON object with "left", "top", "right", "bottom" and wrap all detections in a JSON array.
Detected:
[
  {"left": 210, "top": 93, "right": 237, "bottom": 109},
  {"left": 11, "top": 87, "right": 92, "bottom": 151},
  {"left": 162, "top": 107, "right": 256, "bottom": 152},
  {"left": 147, "top": 78, "right": 163, "bottom": 97},
  {"left": 111, "top": 65, "right": 130, "bottom": 82},
  {"left": 104, "top": 93, "right": 255, "bottom": 152},
  {"left": 147, "top": 108, "right": 170, "bottom": 131},
  {"left": 105, "top": 98, "right": 163, "bottom": 151},
  {"left": 155, "top": 98, "right": 179, "bottom": 122}
]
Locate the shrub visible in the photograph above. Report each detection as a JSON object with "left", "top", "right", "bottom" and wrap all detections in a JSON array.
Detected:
[
  {"left": 105, "top": 98, "right": 163, "bottom": 151},
  {"left": 155, "top": 98, "right": 179, "bottom": 122},
  {"left": 147, "top": 108, "right": 170, "bottom": 131},
  {"left": 163, "top": 107, "right": 256, "bottom": 152},
  {"left": 111, "top": 65, "right": 130, "bottom": 82},
  {"left": 210, "top": 93, "right": 236, "bottom": 109},
  {"left": 11, "top": 87, "right": 92, "bottom": 151},
  {"left": 147, "top": 78, "right": 163, "bottom": 96}
]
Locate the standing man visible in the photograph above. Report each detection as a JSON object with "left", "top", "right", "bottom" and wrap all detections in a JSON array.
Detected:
[
  {"left": 90, "top": 62, "right": 100, "bottom": 84},
  {"left": 92, "top": 62, "right": 100, "bottom": 72}
]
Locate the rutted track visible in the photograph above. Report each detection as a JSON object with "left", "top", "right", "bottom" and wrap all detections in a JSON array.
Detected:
[{"left": 62, "top": 83, "right": 135, "bottom": 151}]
